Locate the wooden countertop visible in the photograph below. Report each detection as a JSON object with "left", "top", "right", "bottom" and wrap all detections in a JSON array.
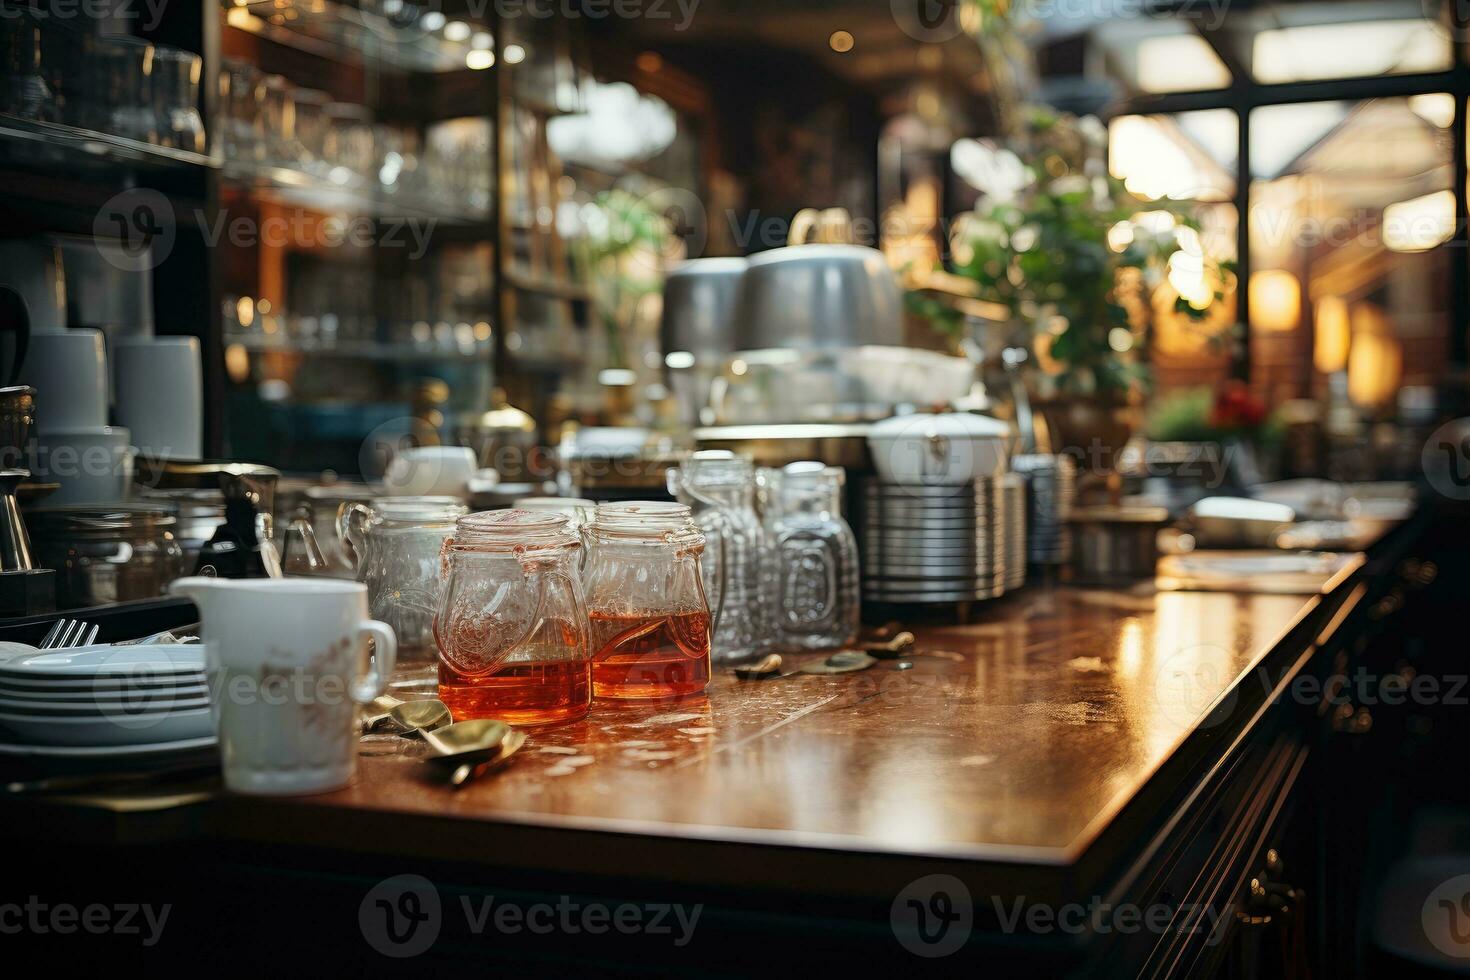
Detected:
[
  {"left": 209, "top": 569, "right": 1365, "bottom": 896},
  {"left": 5, "top": 558, "right": 1376, "bottom": 901}
]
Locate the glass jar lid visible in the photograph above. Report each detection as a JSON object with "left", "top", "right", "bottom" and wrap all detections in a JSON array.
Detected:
[
  {"left": 679, "top": 449, "right": 752, "bottom": 488},
  {"left": 371, "top": 495, "right": 467, "bottom": 525},
  {"left": 449, "top": 508, "right": 578, "bottom": 552},
  {"left": 590, "top": 501, "right": 703, "bottom": 546}
]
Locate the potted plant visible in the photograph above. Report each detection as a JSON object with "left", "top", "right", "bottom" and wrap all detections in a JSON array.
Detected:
[
  {"left": 918, "top": 107, "right": 1233, "bottom": 470},
  {"left": 1143, "top": 382, "right": 1283, "bottom": 490}
]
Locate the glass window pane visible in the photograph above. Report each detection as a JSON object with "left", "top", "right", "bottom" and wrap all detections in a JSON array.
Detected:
[
  {"left": 1243, "top": 0, "right": 1452, "bottom": 83},
  {"left": 1109, "top": 111, "right": 1240, "bottom": 394},
  {"left": 1248, "top": 97, "right": 1454, "bottom": 409},
  {"left": 1093, "top": 20, "right": 1232, "bottom": 95}
]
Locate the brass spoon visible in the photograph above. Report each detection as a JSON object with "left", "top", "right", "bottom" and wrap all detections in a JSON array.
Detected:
[
  {"left": 361, "top": 694, "right": 404, "bottom": 733},
  {"left": 423, "top": 719, "right": 512, "bottom": 769},
  {"left": 448, "top": 730, "right": 527, "bottom": 788},
  {"left": 733, "top": 653, "right": 785, "bottom": 680},
  {"left": 865, "top": 631, "right": 916, "bottom": 659},
  {"left": 386, "top": 699, "right": 452, "bottom": 737}
]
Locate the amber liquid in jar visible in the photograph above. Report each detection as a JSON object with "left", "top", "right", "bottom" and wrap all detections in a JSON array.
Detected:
[
  {"left": 589, "top": 610, "right": 712, "bottom": 700},
  {"left": 437, "top": 618, "right": 591, "bottom": 726}
]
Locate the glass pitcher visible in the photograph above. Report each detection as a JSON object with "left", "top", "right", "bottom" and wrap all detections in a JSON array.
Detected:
[
  {"left": 337, "top": 496, "right": 467, "bottom": 680},
  {"left": 667, "top": 451, "right": 767, "bottom": 664},
  {"left": 435, "top": 509, "right": 590, "bottom": 725},
  {"left": 583, "top": 501, "right": 712, "bottom": 700},
  {"left": 770, "top": 462, "right": 860, "bottom": 650}
]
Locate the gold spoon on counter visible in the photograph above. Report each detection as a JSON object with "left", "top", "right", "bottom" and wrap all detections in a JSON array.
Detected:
[{"left": 421, "top": 719, "right": 526, "bottom": 788}]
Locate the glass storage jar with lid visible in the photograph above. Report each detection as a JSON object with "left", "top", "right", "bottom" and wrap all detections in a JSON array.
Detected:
[
  {"left": 435, "top": 509, "right": 589, "bottom": 725},
  {"left": 667, "top": 450, "right": 767, "bottom": 664},
  {"left": 769, "top": 462, "right": 860, "bottom": 650},
  {"left": 27, "top": 503, "right": 184, "bottom": 610},
  {"left": 337, "top": 496, "right": 467, "bottom": 679},
  {"left": 583, "top": 501, "right": 712, "bottom": 700}
]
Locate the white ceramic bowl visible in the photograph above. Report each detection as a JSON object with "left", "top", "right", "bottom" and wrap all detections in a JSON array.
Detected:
[{"left": 867, "top": 412, "right": 1012, "bottom": 485}]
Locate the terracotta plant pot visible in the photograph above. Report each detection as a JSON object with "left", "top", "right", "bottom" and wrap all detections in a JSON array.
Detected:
[{"left": 1037, "top": 395, "right": 1137, "bottom": 474}]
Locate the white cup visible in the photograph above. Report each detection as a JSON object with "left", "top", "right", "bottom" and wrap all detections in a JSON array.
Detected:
[
  {"left": 382, "top": 446, "right": 476, "bottom": 497},
  {"left": 24, "top": 328, "right": 108, "bottom": 431},
  {"left": 169, "top": 577, "right": 397, "bottom": 796},
  {"left": 113, "top": 336, "right": 203, "bottom": 459},
  {"left": 35, "top": 425, "right": 135, "bottom": 504}
]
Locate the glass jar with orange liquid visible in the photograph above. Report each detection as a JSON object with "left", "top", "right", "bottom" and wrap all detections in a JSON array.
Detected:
[
  {"left": 434, "top": 510, "right": 590, "bottom": 725},
  {"left": 583, "top": 502, "right": 713, "bottom": 700}
]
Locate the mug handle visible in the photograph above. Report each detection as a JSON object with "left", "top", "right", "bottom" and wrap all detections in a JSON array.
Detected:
[{"left": 352, "top": 619, "right": 397, "bottom": 704}]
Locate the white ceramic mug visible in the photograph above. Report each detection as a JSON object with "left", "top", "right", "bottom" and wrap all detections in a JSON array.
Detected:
[
  {"left": 169, "top": 577, "right": 397, "bottom": 796},
  {"left": 34, "top": 424, "right": 135, "bottom": 504},
  {"left": 113, "top": 336, "right": 203, "bottom": 459},
  {"left": 382, "top": 445, "right": 476, "bottom": 497},
  {"left": 24, "top": 328, "right": 108, "bottom": 430}
]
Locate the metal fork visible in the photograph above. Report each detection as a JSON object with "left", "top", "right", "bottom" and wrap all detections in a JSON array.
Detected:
[{"left": 38, "top": 619, "right": 100, "bottom": 650}]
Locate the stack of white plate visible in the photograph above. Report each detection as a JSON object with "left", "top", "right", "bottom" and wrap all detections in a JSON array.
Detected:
[
  {"left": 0, "top": 643, "right": 216, "bottom": 765},
  {"left": 1012, "top": 454, "right": 1076, "bottom": 567},
  {"left": 859, "top": 478, "right": 1006, "bottom": 604}
]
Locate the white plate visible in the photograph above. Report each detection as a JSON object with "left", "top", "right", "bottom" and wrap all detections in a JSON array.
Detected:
[
  {"left": 0, "top": 681, "right": 209, "bottom": 702},
  {"left": 0, "top": 644, "right": 204, "bottom": 680},
  {"left": 0, "top": 705, "right": 214, "bottom": 747},
  {"left": 0, "top": 734, "right": 217, "bottom": 760},
  {"left": 0, "top": 673, "right": 207, "bottom": 692},
  {"left": 0, "top": 641, "right": 39, "bottom": 667},
  {"left": 0, "top": 695, "right": 211, "bottom": 716}
]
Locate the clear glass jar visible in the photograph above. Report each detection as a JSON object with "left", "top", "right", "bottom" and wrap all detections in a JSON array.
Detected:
[
  {"left": 770, "top": 462, "right": 860, "bottom": 650},
  {"left": 667, "top": 451, "right": 768, "bottom": 664},
  {"left": 338, "top": 496, "right": 467, "bottom": 677},
  {"left": 27, "top": 503, "right": 184, "bottom": 610},
  {"left": 435, "top": 509, "right": 590, "bottom": 725},
  {"left": 583, "top": 501, "right": 712, "bottom": 700}
]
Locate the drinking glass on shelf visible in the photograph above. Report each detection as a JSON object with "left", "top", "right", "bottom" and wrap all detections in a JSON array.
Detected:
[
  {"left": 97, "top": 36, "right": 157, "bottom": 143},
  {"left": 291, "top": 87, "right": 332, "bottom": 175},
  {"left": 152, "top": 46, "right": 205, "bottom": 152},
  {"left": 0, "top": 11, "right": 53, "bottom": 122},
  {"left": 324, "top": 102, "right": 375, "bottom": 184},
  {"left": 219, "top": 57, "right": 264, "bottom": 161},
  {"left": 260, "top": 74, "right": 297, "bottom": 165}
]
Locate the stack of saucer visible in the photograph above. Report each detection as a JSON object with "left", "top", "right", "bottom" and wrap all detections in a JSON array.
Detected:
[
  {"left": 0, "top": 643, "right": 215, "bottom": 767},
  {"left": 859, "top": 478, "right": 1005, "bottom": 604},
  {"left": 1012, "top": 454, "right": 1076, "bottom": 567}
]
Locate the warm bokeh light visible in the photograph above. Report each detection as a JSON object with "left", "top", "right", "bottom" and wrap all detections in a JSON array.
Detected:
[
  {"left": 1383, "top": 189, "right": 1455, "bottom": 253},
  {"left": 829, "top": 31, "right": 854, "bottom": 53},
  {"left": 1249, "top": 269, "right": 1302, "bottom": 333},
  {"left": 1313, "top": 295, "right": 1350, "bottom": 374}
]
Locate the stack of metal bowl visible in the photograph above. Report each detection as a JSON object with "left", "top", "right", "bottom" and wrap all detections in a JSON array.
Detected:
[
  {"left": 1012, "top": 453, "right": 1076, "bottom": 567},
  {"left": 859, "top": 478, "right": 1005, "bottom": 604},
  {"left": 1001, "top": 473, "right": 1027, "bottom": 592}
]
